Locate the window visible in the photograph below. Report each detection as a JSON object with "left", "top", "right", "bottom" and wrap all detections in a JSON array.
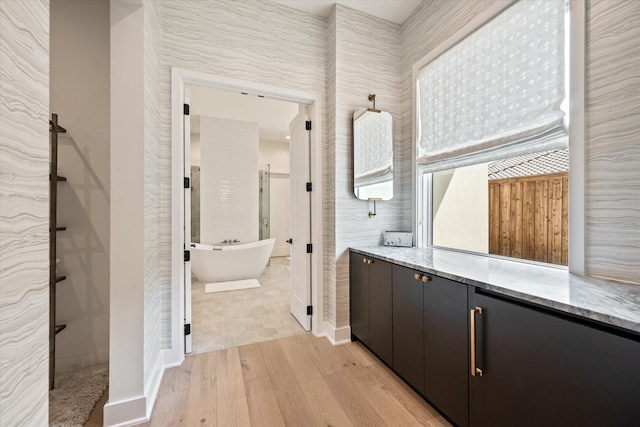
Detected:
[{"left": 415, "top": 0, "right": 574, "bottom": 266}]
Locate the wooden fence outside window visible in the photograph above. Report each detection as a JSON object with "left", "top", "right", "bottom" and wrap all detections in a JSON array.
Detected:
[{"left": 488, "top": 172, "right": 569, "bottom": 265}]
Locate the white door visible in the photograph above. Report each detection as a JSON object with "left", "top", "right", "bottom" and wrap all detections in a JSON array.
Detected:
[
  {"left": 289, "top": 107, "right": 311, "bottom": 330},
  {"left": 183, "top": 88, "right": 192, "bottom": 354}
]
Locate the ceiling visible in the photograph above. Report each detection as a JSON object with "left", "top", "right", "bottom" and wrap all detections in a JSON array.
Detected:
[
  {"left": 270, "top": 0, "right": 422, "bottom": 24},
  {"left": 189, "top": 85, "right": 299, "bottom": 142}
]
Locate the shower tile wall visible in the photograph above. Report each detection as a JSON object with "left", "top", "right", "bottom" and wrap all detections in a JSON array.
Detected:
[
  {"left": 0, "top": 0, "right": 50, "bottom": 424},
  {"left": 200, "top": 117, "right": 259, "bottom": 244}
]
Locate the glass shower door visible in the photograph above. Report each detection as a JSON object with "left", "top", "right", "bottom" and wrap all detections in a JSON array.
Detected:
[{"left": 259, "top": 165, "right": 270, "bottom": 241}]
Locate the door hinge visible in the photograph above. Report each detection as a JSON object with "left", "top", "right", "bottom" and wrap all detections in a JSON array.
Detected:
[
  {"left": 306, "top": 182, "right": 312, "bottom": 192},
  {"left": 305, "top": 120, "right": 311, "bottom": 131},
  {"left": 184, "top": 177, "right": 190, "bottom": 189},
  {"left": 184, "top": 250, "right": 190, "bottom": 262},
  {"left": 307, "top": 305, "right": 313, "bottom": 316},
  {"left": 306, "top": 243, "right": 313, "bottom": 254},
  {"left": 184, "top": 323, "right": 191, "bottom": 335},
  {"left": 184, "top": 103, "right": 190, "bottom": 115}
]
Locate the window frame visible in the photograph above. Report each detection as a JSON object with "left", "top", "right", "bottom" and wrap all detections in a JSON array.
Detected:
[{"left": 412, "top": 0, "right": 585, "bottom": 273}]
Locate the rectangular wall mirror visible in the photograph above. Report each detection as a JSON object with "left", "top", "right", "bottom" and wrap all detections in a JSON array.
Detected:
[{"left": 353, "top": 108, "right": 394, "bottom": 200}]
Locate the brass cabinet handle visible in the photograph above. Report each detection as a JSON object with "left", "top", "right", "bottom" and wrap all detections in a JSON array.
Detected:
[
  {"left": 414, "top": 273, "right": 421, "bottom": 281},
  {"left": 421, "top": 275, "right": 430, "bottom": 283},
  {"left": 368, "top": 259, "right": 373, "bottom": 265},
  {"left": 363, "top": 258, "right": 368, "bottom": 264},
  {"left": 470, "top": 306, "right": 483, "bottom": 377}
]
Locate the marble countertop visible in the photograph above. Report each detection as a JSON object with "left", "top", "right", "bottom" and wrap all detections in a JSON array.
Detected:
[{"left": 350, "top": 246, "right": 640, "bottom": 334}]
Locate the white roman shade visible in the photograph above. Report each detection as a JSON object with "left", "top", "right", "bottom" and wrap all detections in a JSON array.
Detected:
[{"left": 417, "top": 0, "right": 568, "bottom": 172}]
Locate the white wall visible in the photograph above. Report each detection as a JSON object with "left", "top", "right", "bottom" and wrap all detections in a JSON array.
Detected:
[
  {"left": 260, "top": 140, "right": 290, "bottom": 174},
  {"left": 190, "top": 132, "right": 201, "bottom": 166},
  {"left": 259, "top": 140, "right": 291, "bottom": 257},
  {"left": 200, "top": 117, "right": 259, "bottom": 244},
  {"left": 0, "top": 1, "right": 50, "bottom": 424},
  {"left": 432, "top": 163, "right": 489, "bottom": 254},
  {"left": 106, "top": 0, "right": 165, "bottom": 423},
  {"left": 50, "top": 0, "right": 110, "bottom": 373},
  {"left": 105, "top": 1, "right": 146, "bottom": 425}
]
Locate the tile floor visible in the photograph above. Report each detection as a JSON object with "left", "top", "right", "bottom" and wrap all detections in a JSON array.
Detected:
[{"left": 190, "top": 256, "right": 306, "bottom": 354}]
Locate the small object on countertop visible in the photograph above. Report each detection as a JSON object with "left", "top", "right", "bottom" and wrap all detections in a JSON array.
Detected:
[{"left": 383, "top": 231, "right": 413, "bottom": 247}]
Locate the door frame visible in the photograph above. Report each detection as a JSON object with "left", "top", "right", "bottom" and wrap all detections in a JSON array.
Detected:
[{"left": 168, "top": 67, "right": 324, "bottom": 362}]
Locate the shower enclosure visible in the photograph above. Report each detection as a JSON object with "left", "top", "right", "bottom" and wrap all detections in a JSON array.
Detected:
[
  {"left": 259, "top": 165, "right": 270, "bottom": 241},
  {"left": 191, "top": 166, "right": 200, "bottom": 243}
]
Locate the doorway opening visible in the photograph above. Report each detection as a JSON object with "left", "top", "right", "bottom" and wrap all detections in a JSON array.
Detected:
[
  {"left": 170, "top": 68, "right": 324, "bottom": 361},
  {"left": 187, "top": 85, "right": 305, "bottom": 354}
]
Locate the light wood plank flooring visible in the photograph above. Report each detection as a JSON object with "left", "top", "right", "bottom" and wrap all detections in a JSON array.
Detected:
[{"left": 142, "top": 333, "right": 451, "bottom": 426}]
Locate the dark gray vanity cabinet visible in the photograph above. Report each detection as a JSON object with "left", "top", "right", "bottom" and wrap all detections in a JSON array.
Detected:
[
  {"left": 424, "top": 276, "right": 469, "bottom": 427},
  {"left": 349, "top": 253, "right": 393, "bottom": 366},
  {"left": 392, "top": 265, "right": 425, "bottom": 394},
  {"left": 469, "top": 289, "right": 640, "bottom": 427},
  {"left": 369, "top": 258, "right": 393, "bottom": 365},
  {"left": 349, "top": 253, "right": 370, "bottom": 346}
]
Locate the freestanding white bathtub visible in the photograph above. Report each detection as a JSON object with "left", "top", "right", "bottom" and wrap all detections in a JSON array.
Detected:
[{"left": 191, "top": 238, "right": 275, "bottom": 283}]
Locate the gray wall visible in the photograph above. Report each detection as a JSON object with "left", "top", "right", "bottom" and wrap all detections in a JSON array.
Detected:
[
  {"left": 585, "top": 0, "right": 640, "bottom": 284},
  {"left": 0, "top": 0, "right": 50, "bottom": 424},
  {"left": 50, "top": 0, "right": 110, "bottom": 373},
  {"left": 328, "top": 5, "right": 403, "bottom": 328}
]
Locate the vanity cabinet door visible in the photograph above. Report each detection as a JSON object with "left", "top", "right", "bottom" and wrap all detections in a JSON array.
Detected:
[
  {"left": 349, "top": 253, "right": 370, "bottom": 346},
  {"left": 469, "top": 289, "right": 640, "bottom": 427},
  {"left": 392, "top": 265, "right": 424, "bottom": 394},
  {"left": 369, "top": 258, "right": 392, "bottom": 366},
  {"left": 424, "top": 276, "right": 469, "bottom": 427}
]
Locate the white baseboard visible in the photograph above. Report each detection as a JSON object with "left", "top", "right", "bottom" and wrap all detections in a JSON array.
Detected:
[
  {"left": 103, "top": 395, "right": 147, "bottom": 427},
  {"left": 104, "top": 350, "right": 177, "bottom": 426},
  {"left": 163, "top": 346, "right": 184, "bottom": 369},
  {"left": 321, "top": 321, "right": 351, "bottom": 345},
  {"left": 144, "top": 353, "right": 166, "bottom": 420}
]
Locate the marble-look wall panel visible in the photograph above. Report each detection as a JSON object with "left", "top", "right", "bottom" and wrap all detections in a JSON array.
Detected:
[
  {"left": 143, "top": 0, "right": 164, "bottom": 380},
  {"left": 324, "top": 7, "right": 337, "bottom": 326},
  {"left": 0, "top": 0, "right": 50, "bottom": 424},
  {"left": 160, "top": 0, "right": 327, "bottom": 340},
  {"left": 332, "top": 5, "right": 403, "bottom": 327},
  {"left": 585, "top": 0, "right": 640, "bottom": 285}
]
